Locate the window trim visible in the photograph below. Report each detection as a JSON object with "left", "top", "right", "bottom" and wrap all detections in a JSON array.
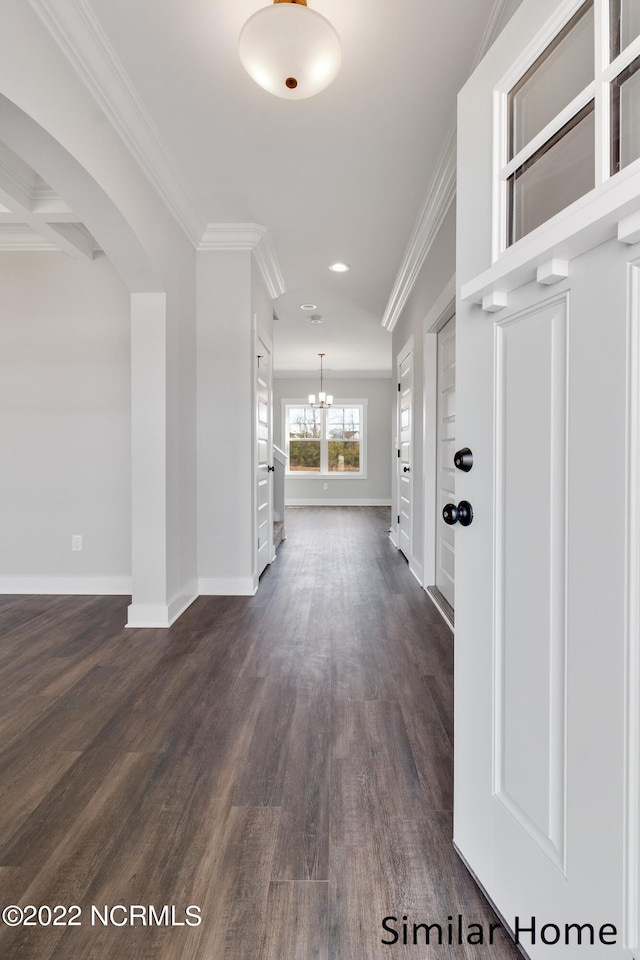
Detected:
[
  {"left": 462, "top": 0, "right": 640, "bottom": 306},
  {"left": 493, "top": 0, "right": 640, "bottom": 258},
  {"left": 282, "top": 398, "right": 368, "bottom": 479}
]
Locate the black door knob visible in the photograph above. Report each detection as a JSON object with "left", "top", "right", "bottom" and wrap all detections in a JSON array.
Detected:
[
  {"left": 267, "top": 465, "right": 275, "bottom": 472},
  {"left": 403, "top": 465, "right": 410, "bottom": 473},
  {"left": 443, "top": 500, "right": 474, "bottom": 527},
  {"left": 454, "top": 447, "right": 473, "bottom": 472}
]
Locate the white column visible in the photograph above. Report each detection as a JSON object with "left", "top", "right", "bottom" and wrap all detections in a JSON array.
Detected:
[{"left": 127, "top": 292, "right": 169, "bottom": 627}]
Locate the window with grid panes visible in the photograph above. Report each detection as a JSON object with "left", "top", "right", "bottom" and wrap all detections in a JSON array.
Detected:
[
  {"left": 284, "top": 402, "right": 365, "bottom": 477},
  {"left": 498, "top": 0, "right": 640, "bottom": 249}
]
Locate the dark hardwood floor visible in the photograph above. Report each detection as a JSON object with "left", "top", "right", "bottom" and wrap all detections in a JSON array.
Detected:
[{"left": 0, "top": 507, "right": 522, "bottom": 959}]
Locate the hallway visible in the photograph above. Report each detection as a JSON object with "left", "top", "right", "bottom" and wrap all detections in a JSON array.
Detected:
[{"left": 0, "top": 507, "right": 521, "bottom": 959}]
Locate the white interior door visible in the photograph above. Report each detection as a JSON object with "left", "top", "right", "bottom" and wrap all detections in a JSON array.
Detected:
[
  {"left": 435, "top": 316, "right": 456, "bottom": 608},
  {"left": 256, "top": 335, "right": 273, "bottom": 578},
  {"left": 455, "top": 239, "right": 634, "bottom": 957},
  {"left": 397, "top": 342, "right": 413, "bottom": 560}
]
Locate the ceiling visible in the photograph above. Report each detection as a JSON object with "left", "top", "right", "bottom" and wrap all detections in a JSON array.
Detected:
[{"left": 8, "top": 0, "right": 524, "bottom": 373}]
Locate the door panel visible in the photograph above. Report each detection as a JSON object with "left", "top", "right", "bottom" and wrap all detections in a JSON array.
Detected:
[
  {"left": 256, "top": 337, "right": 273, "bottom": 578},
  {"left": 495, "top": 298, "right": 567, "bottom": 865},
  {"left": 456, "top": 239, "right": 632, "bottom": 957},
  {"left": 436, "top": 317, "right": 456, "bottom": 607},
  {"left": 398, "top": 345, "right": 413, "bottom": 560}
]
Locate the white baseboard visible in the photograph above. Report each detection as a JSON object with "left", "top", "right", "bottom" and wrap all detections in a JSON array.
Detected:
[
  {"left": 409, "top": 558, "right": 424, "bottom": 587},
  {"left": 198, "top": 577, "right": 258, "bottom": 596},
  {"left": 127, "top": 603, "right": 170, "bottom": 628},
  {"left": 0, "top": 575, "right": 132, "bottom": 595},
  {"left": 126, "top": 590, "right": 199, "bottom": 629},
  {"left": 425, "top": 587, "right": 454, "bottom": 632},
  {"left": 167, "top": 588, "right": 198, "bottom": 624},
  {"left": 286, "top": 498, "right": 392, "bottom": 507}
]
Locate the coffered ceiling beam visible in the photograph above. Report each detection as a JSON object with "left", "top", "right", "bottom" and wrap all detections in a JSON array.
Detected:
[{"left": 0, "top": 184, "right": 94, "bottom": 260}]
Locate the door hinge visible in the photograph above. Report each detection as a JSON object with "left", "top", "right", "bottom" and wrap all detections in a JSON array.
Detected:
[
  {"left": 398, "top": 382, "right": 401, "bottom": 392},
  {"left": 397, "top": 515, "right": 400, "bottom": 525},
  {"left": 397, "top": 449, "right": 400, "bottom": 458}
]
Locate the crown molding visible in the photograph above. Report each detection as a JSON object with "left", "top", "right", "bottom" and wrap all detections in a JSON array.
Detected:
[
  {"left": 473, "top": 0, "right": 516, "bottom": 70},
  {"left": 380, "top": 0, "right": 512, "bottom": 334},
  {"left": 199, "top": 223, "right": 270, "bottom": 250},
  {"left": 0, "top": 225, "right": 59, "bottom": 252},
  {"left": 273, "top": 369, "right": 392, "bottom": 380},
  {"left": 28, "top": 0, "right": 205, "bottom": 246},
  {"left": 381, "top": 123, "right": 456, "bottom": 332},
  {"left": 199, "top": 223, "right": 286, "bottom": 300}
]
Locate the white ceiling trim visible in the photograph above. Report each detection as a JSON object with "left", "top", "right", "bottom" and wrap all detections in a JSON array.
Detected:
[
  {"left": 380, "top": 0, "right": 516, "bottom": 333},
  {"left": 0, "top": 150, "right": 35, "bottom": 210},
  {"left": 381, "top": 123, "right": 456, "bottom": 333},
  {"left": 28, "top": 0, "right": 205, "bottom": 246},
  {"left": 471, "top": 0, "right": 517, "bottom": 71},
  {"left": 0, "top": 181, "right": 97, "bottom": 260},
  {"left": 274, "top": 370, "right": 393, "bottom": 380},
  {"left": 0, "top": 150, "right": 76, "bottom": 218},
  {"left": 199, "top": 223, "right": 286, "bottom": 300},
  {"left": 0, "top": 227, "right": 59, "bottom": 252},
  {"left": 47, "top": 221, "right": 98, "bottom": 258}
]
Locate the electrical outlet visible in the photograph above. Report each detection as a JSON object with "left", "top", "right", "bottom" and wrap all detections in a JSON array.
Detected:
[
  {"left": 323, "top": 482, "right": 328, "bottom": 490},
  {"left": 71, "top": 534, "right": 83, "bottom": 552}
]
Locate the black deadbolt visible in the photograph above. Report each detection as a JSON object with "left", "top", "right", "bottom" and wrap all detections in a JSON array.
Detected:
[
  {"left": 443, "top": 500, "right": 474, "bottom": 527},
  {"left": 454, "top": 447, "right": 473, "bottom": 472}
]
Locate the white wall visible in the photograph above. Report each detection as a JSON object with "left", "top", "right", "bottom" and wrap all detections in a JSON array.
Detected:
[
  {"left": 0, "top": 0, "right": 199, "bottom": 625},
  {"left": 273, "top": 376, "right": 393, "bottom": 505},
  {"left": 391, "top": 202, "right": 457, "bottom": 581},
  {"left": 197, "top": 250, "right": 274, "bottom": 594},
  {"left": 0, "top": 252, "right": 131, "bottom": 590}
]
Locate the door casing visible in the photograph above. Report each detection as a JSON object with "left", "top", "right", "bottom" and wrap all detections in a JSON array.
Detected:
[
  {"left": 422, "top": 274, "right": 456, "bottom": 619},
  {"left": 255, "top": 326, "right": 274, "bottom": 579},
  {"left": 395, "top": 337, "right": 414, "bottom": 564}
]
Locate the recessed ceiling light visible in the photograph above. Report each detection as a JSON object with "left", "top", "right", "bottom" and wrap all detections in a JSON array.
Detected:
[
  {"left": 300, "top": 303, "right": 317, "bottom": 310},
  {"left": 329, "top": 262, "right": 350, "bottom": 272}
]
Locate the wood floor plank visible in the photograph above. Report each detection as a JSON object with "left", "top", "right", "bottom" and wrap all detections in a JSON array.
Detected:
[
  {"left": 0, "top": 507, "right": 523, "bottom": 960},
  {"left": 331, "top": 699, "right": 424, "bottom": 841},
  {"left": 270, "top": 690, "right": 330, "bottom": 881},
  {"left": 0, "top": 866, "right": 37, "bottom": 905},
  {"left": 258, "top": 881, "right": 329, "bottom": 960},
  {"left": 189, "top": 806, "right": 281, "bottom": 960},
  {"left": 0, "top": 744, "right": 149, "bottom": 869},
  {"left": 0, "top": 749, "right": 82, "bottom": 847},
  {"left": 329, "top": 841, "right": 413, "bottom": 960},
  {"left": 232, "top": 678, "right": 298, "bottom": 807},
  {"left": 399, "top": 678, "right": 454, "bottom": 811},
  {"left": 0, "top": 752, "right": 154, "bottom": 960}
]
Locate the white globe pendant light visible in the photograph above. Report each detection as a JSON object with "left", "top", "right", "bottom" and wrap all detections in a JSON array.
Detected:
[{"left": 239, "top": 0, "right": 341, "bottom": 100}]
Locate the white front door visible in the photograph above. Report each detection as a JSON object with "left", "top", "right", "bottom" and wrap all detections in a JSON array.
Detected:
[
  {"left": 455, "top": 239, "right": 634, "bottom": 957},
  {"left": 397, "top": 341, "right": 413, "bottom": 560},
  {"left": 256, "top": 334, "right": 273, "bottom": 578},
  {"left": 435, "top": 316, "right": 456, "bottom": 608}
]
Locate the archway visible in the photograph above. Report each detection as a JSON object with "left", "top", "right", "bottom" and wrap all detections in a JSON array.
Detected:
[{"left": 0, "top": 94, "right": 194, "bottom": 627}]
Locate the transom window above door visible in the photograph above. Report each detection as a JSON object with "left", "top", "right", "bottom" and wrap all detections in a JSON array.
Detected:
[
  {"left": 497, "top": 0, "right": 640, "bottom": 249},
  {"left": 283, "top": 402, "right": 366, "bottom": 478}
]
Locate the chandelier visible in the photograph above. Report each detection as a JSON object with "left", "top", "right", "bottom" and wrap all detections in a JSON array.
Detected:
[
  {"left": 309, "top": 353, "right": 333, "bottom": 408},
  {"left": 238, "top": 0, "right": 342, "bottom": 100}
]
